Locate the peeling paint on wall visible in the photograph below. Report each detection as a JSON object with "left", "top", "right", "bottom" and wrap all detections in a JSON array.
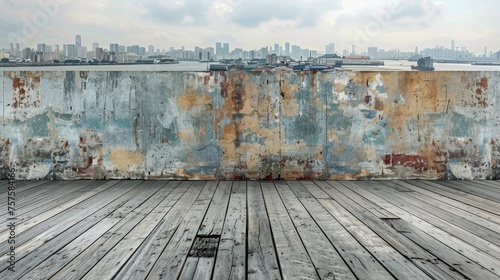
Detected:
[{"left": 1, "top": 70, "right": 500, "bottom": 180}]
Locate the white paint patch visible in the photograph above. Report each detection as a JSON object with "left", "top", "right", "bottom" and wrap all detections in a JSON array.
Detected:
[
  {"left": 448, "top": 162, "right": 473, "bottom": 179},
  {"left": 26, "top": 163, "right": 51, "bottom": 180}
]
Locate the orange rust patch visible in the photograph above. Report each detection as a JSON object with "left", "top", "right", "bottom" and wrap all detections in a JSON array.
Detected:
[
  {"left": 110, "top": 148, "right": 144, "bottom": 171},
  {"left": 176, "top": 89, "right": 212, "bottom": 110}
]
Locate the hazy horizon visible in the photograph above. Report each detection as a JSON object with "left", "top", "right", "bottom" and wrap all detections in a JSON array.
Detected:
[{"left": 1, "top": 0, "right": 499, "bottom": 54}]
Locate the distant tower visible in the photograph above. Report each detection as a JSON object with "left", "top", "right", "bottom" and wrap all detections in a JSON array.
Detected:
[
  {"left": 415, "top": 46, "right": 419, "bottom": 54},
  {"left": 285, "top": 42, "right": 290, "bottom": 56},
  {"left": 75, "top": 35, "right": 81, "bottom": 48},
  {"left": 484, "top": 47, "right": 488, "bottom": 57},
  {"left": 215, "top": 42, "right": 222, "bottom": 55},
  {"left": 351, "top": 45, "right": 355, "bottom": 55},
  {"left": 274, "top": 43, "right": 279, "bottom": 55},
  {"left": 223, "top": 43, "right": 229, "bottom": 55},
  {"left": 92, "top": 43, "right": 99, "bottom": 52}
]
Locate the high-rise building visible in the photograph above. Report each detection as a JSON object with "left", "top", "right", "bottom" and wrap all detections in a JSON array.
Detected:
[
  {"left": 368, "top": 47, "right": 378, "bottom": 59},
  {"left": 54, "top": 45, "right": 60, "bottom": 57},
  {"left": 9, "top": 43, "right": 14, "bottom": 55},
  {"left": 75, "top": 35, "right": 81, "bottom": 48},
  {"left": 415, "top": 46, "right": 419, "bottom": 54},
  {"left": 325, "top": 43, "right": 335, "bottom": 54},
  {"left": 148, "top": 45, "right": 155, "bottom": 55},
  {"left": 127, "top": 45, "right": 140, "bottom": 55},
  {"left": 274, "top": 43, "right": 279, "bottom": 55},
  {"left": 215, "top": 42, "right": 222, "bottom": 55},
  {"left": 15, "top": 43, "right": 20, "bottom": 57},
  {"left": 77, "top": 46, "right": 87, "bottom": 58},
  {"left": 351, "top": 45, "right": 356, "bottom": 55},
  {"left": 110, "top": 44, "right": 119, "bottom": 53},
  {"left": 92, "top": 43, "right": 99, "bottom": 52},
  {"left": 291, "top": 45, "right": 301, "bottom": 59},
  {"left": 484, "top": 47, "right": 487, "bottom": 57},
  {"left": 285, "top": 42, "right": 290, "bottom": 56},
  {"left": 223, "top": 43, "right": 229, "bottom": 55},
  {"left": 37, "top": 43, "right": 46, "bottom": 53},
  {"left": 63, "top": 44, "right": 76, "bottom": 58}
]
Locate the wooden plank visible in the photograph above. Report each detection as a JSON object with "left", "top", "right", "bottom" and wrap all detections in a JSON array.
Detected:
[
  {"left": 21, "top": 181, "right": 180, "bottom": 280},
  {"left": 345, "top": 181, "right": 500, "bottom": 278},
  {"left": 192, "top": 257, "right": 216, "bottom": 280},
  {"left": 144, "top": 181, "right": 218, "bottom": 280},
  {"left": 363, "top": 180, "right": 500, "bottom": 258},
  {"left": 329, "top": 181, "right": 399, "bottom": 219},
  {"left": 0, "top": 180, "right": 76, "bottom": 210},
  {"left": 385, "top": 218, "right": 500, "bottom": 280},
  {"left": 212, "top": 181, "right": 247, "bottom": 280},
  {"left": 198, "top": 181, "right": 232, "bottom": 236},
  {"left": 0, "top": 180, "right": 117, "bottom": 238},
  {"left": 260, "top": 182, "right": 319, "bottom": 279},
  {"left": 287, "top": 181, "right": 394, "bottom": 280},
  {"left": 246, "top": 181, "right": 281, "bottom": 280},
  {"left": 276, "top": 181, "right": 355, "bottom": 279},
  {"left": 407, "top": 180, "right": 500, "bottom": 215},
  {"left": 391, "top": 180, "right": 500, "bottom": 225},
  {"left": 50, "top": 181, "right": 189, "bottom": 280},
  {"left": 438, "top": 180, "right": 500, "bottom": 202},
  {"left": 0, "top": 180, "right": 123, "bottom": 257},
  {"left": 179, "top": 236, "right": 219, "bottom": 280},
  {"left": 0, "top": 180, "right": 94, "bottom": 222},
  {"left": 0, "top": 180, "right": 146, "bottom": 278},
  {"left": 93, "top": 181, "right": 202, "bottom": 280},
  {"left": 179, "top": 181, "right": 232, "bottom": 280},
  {"left": 317, "top": 181, "right": 453, "bottom": 279},
  {"left": 385, "top": 181, "right": 500, "bottom": 233},
  {"left": 0, "top": 180, "right": 50, "bottom": 198},
  {"left": 10, "top": 180, "right": 163, "bottom": 279}
]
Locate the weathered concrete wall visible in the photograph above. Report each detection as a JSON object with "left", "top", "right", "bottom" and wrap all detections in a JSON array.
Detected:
[{"left": 1, "top": 70, "right": 499, "bottom": 180}]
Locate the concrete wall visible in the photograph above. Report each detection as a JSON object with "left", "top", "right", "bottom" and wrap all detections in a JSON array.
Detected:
[{"left": 1, "top": 70, "right": 499, "bottom": 180}]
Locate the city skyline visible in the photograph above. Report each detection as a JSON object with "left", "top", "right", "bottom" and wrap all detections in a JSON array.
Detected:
[{"left": 1, "top": 0, "right": 499, "bottom": 55}]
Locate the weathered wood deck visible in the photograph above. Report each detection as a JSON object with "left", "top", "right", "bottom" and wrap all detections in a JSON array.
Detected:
[{"left": 1, "top": 180, "right": 500, "bottom": 279}]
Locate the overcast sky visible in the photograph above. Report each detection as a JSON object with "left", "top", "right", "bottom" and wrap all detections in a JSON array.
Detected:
[{"left": 1, "top": 0, "right": 499, "bottom": 54}]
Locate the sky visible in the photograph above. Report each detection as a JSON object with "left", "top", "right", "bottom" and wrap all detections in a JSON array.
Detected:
[{"left": 1, "top": 0, "right": 499, "bottom": 54}]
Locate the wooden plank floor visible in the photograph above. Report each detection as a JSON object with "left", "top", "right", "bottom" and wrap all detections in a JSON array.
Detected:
[{"left": 1, "top": 180, "right": 500, "bottom": 280}]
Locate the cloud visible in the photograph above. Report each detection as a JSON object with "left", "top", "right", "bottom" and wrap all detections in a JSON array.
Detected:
[
  {"left": 140, "top": 0, "right": 210, "bottom": 25},
  {"left": 229, "top": 0, "right": 342, "bottom": 28}
]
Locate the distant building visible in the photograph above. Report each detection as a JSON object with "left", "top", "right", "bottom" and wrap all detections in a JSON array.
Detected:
[
  {"left": 325, "top": 43, "right": 335, "bottom": 54},
  {"left": 92, "top": 43, "right": 99, "bottom": 52},
  {"left": 63, "top": 44, "right": 76, "bottom": 59},
  {"left": 223, "top": 43, "right": 229, "bottom": 55},
  {"left": 368, "top": 47, "right": 378, "bottom": 59},
  {"left": 110, "top": 44, "right": 119, "bottom": 53},
  {"left": 75, "top": 35, "right": 81, "bottom": 51},
  {"left": 37, "top": 43, "right": 46, "bottom": 54},
  {"left": 285, "top": 42, "right": 290, "bottom": 56},
  {"left": 216, "top": 42, "right": 222, "bottom": 55}
]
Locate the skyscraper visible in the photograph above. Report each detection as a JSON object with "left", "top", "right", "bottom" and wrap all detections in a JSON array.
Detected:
[
  {"left": 368, "top": 47, "right": 378, "bottom": 59},
  {"left": 274, "top": 43, "right": 279, "bottom": 55},
  {"left": 216, "top": 42, "right": 222, "bottom": 55},
  {"left": 9, "top": 43, "right": 14, "bottom": 56},
  {"left": 223, "top": 43, "right": 229, "bottom": 55},
  {"left": 37, "top": 43, "right": 46, "bottom": 53},
  {"left": 285, "top": 42, "right": 290, "bottom": 56},
  {"left": 325, "top": 43, "right": 335, "bottom": 54},
  {"left": 110, "top": 44, "right": 119, "bottom": 53},
  {"left": 75, "top": 35, "right": 81, "bottom": 48},
  {"left": 92, "top": 43, "right": 99, "bottom": 52}
]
